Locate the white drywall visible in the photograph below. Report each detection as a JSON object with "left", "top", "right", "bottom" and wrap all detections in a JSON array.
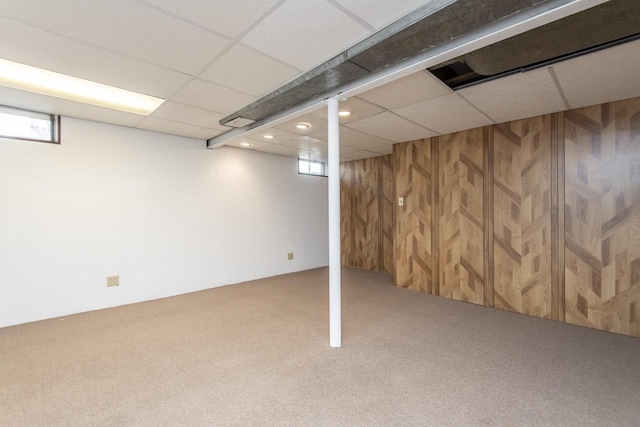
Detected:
[{"left": 0, "top": 117, "right": 329, "bottom": 327}]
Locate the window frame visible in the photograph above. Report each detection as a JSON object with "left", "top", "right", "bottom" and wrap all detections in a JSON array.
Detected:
[
  {"left": 0, "top": 105, "right": 61, "bottom": 145},
  {"left": 298, "top": 158, "right": 328, "bottom": 177}
]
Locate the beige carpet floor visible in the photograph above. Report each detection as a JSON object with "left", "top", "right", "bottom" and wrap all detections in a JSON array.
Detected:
[{"left": 1, "top": 267, "right": 640, "bottom": 426}]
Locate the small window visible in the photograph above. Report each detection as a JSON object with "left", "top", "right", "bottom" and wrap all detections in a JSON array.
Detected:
[
  {"left": 0, "top": 105, "right": 60, "bottom": 144},
  {"left": 298, "top": 158, "right": 327, "bottom": 177}
]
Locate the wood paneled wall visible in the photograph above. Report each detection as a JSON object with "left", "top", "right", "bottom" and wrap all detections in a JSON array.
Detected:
[
  {"left": 380, "top": 155, "right": 394, "bottom": 274},
  {"left": 564, "top": 99, "right": 640, "bottom": 337},
  {"left": 340, "top": 155, "right": 394, "bottom": 274},
  {"left": 353, "top": 158, "right": 380, "bottom": 270},
  {"left": 439, "top": 129, "right": 485, "bottom": 304},
  {"left": 340, "top": 96, "right": 640, "bottom": 339},
  {"left": 493, "top": 117, "right": 552, "bottom": 318},
  {"left": 393, "top": 140, "right": 432, "bottom": 291},
  {"left": 340, "top": 161, "right": 354, "bottom": 267}
]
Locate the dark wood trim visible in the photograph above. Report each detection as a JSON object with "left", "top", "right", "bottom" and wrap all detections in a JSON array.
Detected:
[
  {"left": 483, "top": 126, "right": 495, "bottom": 307},
  {"left": 431, "top": 137, "right": 440, "bottom": 296},
  {"left": 551, "top": 112, "right": 566, "bottom": 321}
]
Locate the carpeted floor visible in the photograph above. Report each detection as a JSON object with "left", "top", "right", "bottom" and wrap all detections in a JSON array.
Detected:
[{"left": 1, "top": 267, "right": 639, "bottom": 426}]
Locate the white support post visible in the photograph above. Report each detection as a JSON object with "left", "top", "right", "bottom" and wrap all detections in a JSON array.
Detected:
[{"left": 327, "top": 96, "right": 341, "bottom": 348}]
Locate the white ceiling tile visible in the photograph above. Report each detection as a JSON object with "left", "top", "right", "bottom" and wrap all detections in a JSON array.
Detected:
[
  {"left": 0, "top": 86, "right": 144, "bottom": 128},
  {"left": 216, "top": 138, "right": 272, "bottom": 150},
  {"left": 394, "top": 93, "right": 493, "bottom": 135},
  {"left": 256, "top": 143, "right": 312, "bottom": 159},
  {"left": 334, "top": 144, "right": 359, "bottom": 154},
  {"left": 246, "top": 128, "right": 299, "bottom": 144},
  {"left": 172, "top": 79, "right": 256, "bottom": 115},
  {"left": 275, "top": 114, "right": 328, "bottom": 136},
  {"left": 458, "top": 67, "right": 566, "bottom": 124},
  {"left": 137, "top": 117, "right": 201, "bottom": 138},
  {"left": 280, "top": 136, "right": 328, "bottom": 153},
  {"left": 199, "top": 44, "right": 299, "bottom": 97},
  {"left": 277, "top": 136, "right": 360, "bottom": 156},
  {"left": 140, "top": 0, "right": 280, "bottom": 39},
  {"left": 367, "top": 144, "right": 394, "bottom": 155},
  {"left": 150, "top": 102, "right": 227, "bottom": 129},
  {"left": 358, "top": 71, "right": 451, "bottom": 110},
  {"left": 310, "top": 126, "right": 393, "bottom": 150},
  {"left": 241, "top": 0, "right": 370, "bottom": 70},
  {"left": 0, "top": 0, "right": 229, "bottom": 74},
  {"left": 346, "top": 112, "right": 437, "bottom": 143},
  {"left": 551, "top": 40, "right": 640, "bottom": 109},
  {"left": 335, "top": 0, "right": 430, "bottom": 29},
  {"left": 344, "top": 150, "right": 385, "bottom": 160},
  {"left": 311, "top": 97, "right": 385, "bottom": 124},
  {"left": 0, "top": 17, "right": 190, "bottom": 99},
  {"left": 189, "top": 128, "right": 226, "bottom": 141}
]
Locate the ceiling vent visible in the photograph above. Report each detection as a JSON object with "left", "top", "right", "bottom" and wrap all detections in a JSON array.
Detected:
[
  {"left": 218, "top": 0, "right": 556, "bottom": 127},
  {"left": 429, "top": 0, "right": 640, "bottom": 89}
]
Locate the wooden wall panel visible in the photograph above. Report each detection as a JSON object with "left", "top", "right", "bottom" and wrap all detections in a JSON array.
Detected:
[
  {"left": 394, "top": 139, "right": 432, "bottom": 292},
  {"left": 380, "top": 155, "right": 394, "bottom": 274},
  {"left": 341, "top": 95, "right": 640, "bottom": 339},
  {"left": 341, "top": 155, "right": 394, "bottom": 273},
  {"left": 551, "top": 113, "right": 566, "bottom": 321},
  {"left": 564, "top": 98, "right": 640, "bottom": 337},
  {"left": 439, "top": 128, "right": 485, "bottom": 304},
  {"left": 353, "top": 157, "right": 380, "bottom": 271},
  {"left": 493, "top": 116, "right": 552, "bottom": 318},
  {"left": 340, "top": 162, "right": 354, "bottom": 266},
  {"left": 483, "top": 127, "right": 495, "bottom": 307}
]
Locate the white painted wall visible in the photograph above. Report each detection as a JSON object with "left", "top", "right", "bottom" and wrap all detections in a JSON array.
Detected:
[{"left": 0, "top": 117, "right": 329, "bottom": 327}]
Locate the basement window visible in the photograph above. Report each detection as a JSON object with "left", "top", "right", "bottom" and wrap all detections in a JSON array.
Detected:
[
  {"left": 0, "top": 105, "right": 60, "bottom": 144},
  {"left": 298, "top": 158, "right": 327, "bottom": 177}
]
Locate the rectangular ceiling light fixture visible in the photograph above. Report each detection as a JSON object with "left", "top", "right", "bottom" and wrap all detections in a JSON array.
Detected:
[{"left": 0, "top": 58, "right": 165, "bottom": 115}]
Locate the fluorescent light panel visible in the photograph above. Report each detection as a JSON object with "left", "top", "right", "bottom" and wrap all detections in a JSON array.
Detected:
[{"left": 0, "top": 59, "right": 164, "bottom": 115}]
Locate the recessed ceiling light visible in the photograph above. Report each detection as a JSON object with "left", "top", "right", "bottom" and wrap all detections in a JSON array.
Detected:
[
  {"left": 0, "top": 58, "right": 165, "bottom": 115},
  {"left": 240, "top": 142, "right": 253, "bottom": 147},
  {"left": 338, "top": 110, "right": 351, "bottom": 117},
  {"left": 296, "top": 122, "right": 311, "bottom": 130},
  {"left": 263, "top": 134, "right": 275, "bottom": 139}
]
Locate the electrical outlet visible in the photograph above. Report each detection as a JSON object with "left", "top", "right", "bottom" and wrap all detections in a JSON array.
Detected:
[
  {"left": 398, "top": 197, "right": 404, "bottom": 207},
  {"left": 288, "top": 253, "right": 294, "bottom": 260},
  {"left": 106, "top": 275, "right": 119, "bottom": 287}
]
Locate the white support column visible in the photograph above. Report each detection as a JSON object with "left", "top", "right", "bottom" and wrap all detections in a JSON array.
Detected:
[{"left": 327, "top": 96, "right": 341, "bottom": 348}]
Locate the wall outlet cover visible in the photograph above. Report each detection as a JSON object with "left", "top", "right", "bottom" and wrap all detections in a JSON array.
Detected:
[
  {"left": 106, "top": 275, "right": 119, "bottom": 287},
  {"left": 288, "top": 253, "right": 294, "bottom": 260}
]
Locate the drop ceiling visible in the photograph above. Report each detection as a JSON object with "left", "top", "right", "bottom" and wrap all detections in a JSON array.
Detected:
[{"left": 0, "top": 1, "right": 638, "bottom": 162}]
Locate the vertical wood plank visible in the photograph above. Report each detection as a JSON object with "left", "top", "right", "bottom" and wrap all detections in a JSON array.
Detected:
[
  {"left": 381, "top": 154, "right": 395, "bottom": 274},
  {"left": 557, "top": 112, "right": 566, "bottom": 322},
  {"left": 564, "top": 98, "right": 640, "bottom": 337},
  {"left": 353, "top": 157, "right": 380, "bottom": 271},
  {"left": 484, "top": 126, "right": 495, "bottom": 307},
  {"left": 432, "top": 137, "right": 440, "bottom": 296},
  {"left": 551, "top": 112, "right": 566, "bottom": 321},
  {"left": 439, "top": 128, "right": 485, "bottom": 304},
  {"left": 378, "top": 158, "right": 384, "bottom": 271},
  {"left": 394, "top": 139, "right": 432, "bottom": 292},
  {"left": 493, "top": 116, "right": 552, "bottom": 318},
  {"left": 340, "top": 161, "right": 354, "bottom": 267}
]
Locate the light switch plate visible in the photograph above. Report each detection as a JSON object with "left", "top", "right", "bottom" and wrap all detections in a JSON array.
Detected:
[
  {"left": 106, "top": 275, "right": 119, "bottom": 287},
  {"left": 398, "top": 197, "right": 404, "bottom": 207},
  {"left": 288, "top": 253, "right": 294, "bottom": 260}
]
